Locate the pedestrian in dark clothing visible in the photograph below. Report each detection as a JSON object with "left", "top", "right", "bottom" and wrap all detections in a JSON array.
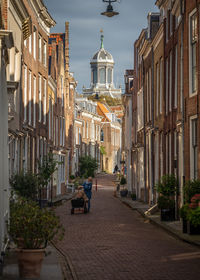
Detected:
[
  {"left": 83, "top": 177, "right": 93, "bottom": 212},
  {"left": 114, "top": 165, "right": 118, "bottom": 173}
]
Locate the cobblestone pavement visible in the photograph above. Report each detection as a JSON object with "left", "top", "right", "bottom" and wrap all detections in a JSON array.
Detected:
[{"left": 55, "top": 174, "right": 200, "bottom": 280}]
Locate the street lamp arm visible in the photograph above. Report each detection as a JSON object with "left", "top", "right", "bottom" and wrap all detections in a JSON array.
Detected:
[{"left": 102, "top": 0, "right": 118, "bottom": 3}]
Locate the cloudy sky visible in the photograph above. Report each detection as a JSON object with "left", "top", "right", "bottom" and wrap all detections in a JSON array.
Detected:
[{"left": 44, "top": 0, "right": 158, "bottom": 92}]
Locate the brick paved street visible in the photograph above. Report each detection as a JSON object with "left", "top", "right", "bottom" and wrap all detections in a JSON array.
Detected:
[{"left": 55, "top": 174, "right": 200, "bottom": 280}]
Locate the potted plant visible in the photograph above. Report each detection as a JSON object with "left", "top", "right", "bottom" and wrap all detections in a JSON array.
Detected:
[
  {"left": 157, "top": 196, "right": 175, "bottom": 221},
  {"left": 179, "top": 204, "right": 189, "bottom": 233},
  {"left": 131, "top": 193, "right": 136, "bottom": 200},
  {"left": 180, "top": 179, "right": 200, "bottom": 234},
  {"left": 10, "top": 171, "right": 38, "bottom": 201},
  {"left": 120, "top": 176, "right": 128, "bottom": 197},
  {"left": 155, "top": 174, "right": 178, "bottom": 221},
  {"left": 8, "top": 198, "right": 64, "bottom": 279},
  {"left": 186, "top": 194, "right": 200, "bottom": 235}
]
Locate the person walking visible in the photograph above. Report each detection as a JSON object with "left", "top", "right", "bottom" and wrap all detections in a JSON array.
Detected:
[{"left": 83, "top": 177, "right": 93, "bottom": 212}]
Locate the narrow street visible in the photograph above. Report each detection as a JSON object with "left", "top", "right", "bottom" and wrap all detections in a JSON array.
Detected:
[{"left": 55, "top": 174, "right": 200, "bottom": 280}]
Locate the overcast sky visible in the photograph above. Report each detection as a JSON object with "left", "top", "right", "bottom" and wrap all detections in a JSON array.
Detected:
[{"left": 44, "top": 0, "right": 158, "bottom": 92}]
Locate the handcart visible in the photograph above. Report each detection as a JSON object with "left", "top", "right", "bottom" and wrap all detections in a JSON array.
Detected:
[{"left": 71, "top": 197, "right": 88, "bottom": 214}]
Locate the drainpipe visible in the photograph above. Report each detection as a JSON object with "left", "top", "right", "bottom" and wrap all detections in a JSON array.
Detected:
[
  {"left": 180, "top": 0, "right": 185, "bottom": 205},
  {"left": 151, "top": 46, "right": 155, "bottom": 205},
  {"left": 142, "top": 56, "right": 147, "bottom": 203}
]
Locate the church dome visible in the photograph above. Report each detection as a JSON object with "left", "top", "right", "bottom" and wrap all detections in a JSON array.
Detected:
[
  {"left": 92, "top": 48, "right": 113, "bottom": 62},
  {"left": 91, "top": 32, "right": 114, "bottom": 63}
]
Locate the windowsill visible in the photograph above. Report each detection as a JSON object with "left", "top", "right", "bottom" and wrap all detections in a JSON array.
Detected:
[{"left": 189, "top": 91, "right": 197, "bottom": 98}]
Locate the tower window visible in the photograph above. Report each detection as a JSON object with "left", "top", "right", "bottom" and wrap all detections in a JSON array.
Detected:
[
  {"left": 108, "top": 68, "right": 112, "bottom": 84},
  {"left": 99, "top": 68, "right": 106, "bottom": 84},
  {"left": 92, "top": 68, "right": 97, "bottom": 84}
]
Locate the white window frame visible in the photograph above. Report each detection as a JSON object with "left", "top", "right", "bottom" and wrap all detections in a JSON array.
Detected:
[
  {"left": 166, "top": 58, "right": 168, "bottom": 115},
  {"left": 33, "top": 76, "right": 36, "bottom": 127},
  {"left": 174, "top": 46, "right": 178, "bottom": 108},
  {"left": 160, "top": 58, "right": 163, "bottom": 114},
  {"left": 156, "top": 63, "right": 159, "bottom": 117},
  {"left": 38, "top": 34, "right": 42, "bottom": 62},
  {"left": 28, "top": 70, "right": 32, "bottom": 125},
  {"left": 29, "top": 34, "right": 32, "bottom": 54},
  {"left": 189, "top": 9, "right": 197, "bottom": 96},
  {"left": 38, "top": 75, "right": 42, "bottom": 122},
  {"left": 43, "top": 40, "right": 47, "bottom": 67},
  {"left": 24, "top": 65, "right": 27, "bottom": 122},
  {"left": 43, "top": 78, "right": 46, "bottom": 124},
  {"left": 169, "top": 51, "right": 172, "bottom": 112},
  {"left": 33, "top": 28, "right": 36, "bottom": 60}
]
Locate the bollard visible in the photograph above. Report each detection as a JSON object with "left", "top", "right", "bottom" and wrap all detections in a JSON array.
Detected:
[{"left": 96, "top": 179, "right": 97, "bottom": 191}]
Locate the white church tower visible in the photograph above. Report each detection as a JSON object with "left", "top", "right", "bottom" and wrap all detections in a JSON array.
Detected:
[{"left": 83, "top": 30, "right": 121, "bottom": 98}]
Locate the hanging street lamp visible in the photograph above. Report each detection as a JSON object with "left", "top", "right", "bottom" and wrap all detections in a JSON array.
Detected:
[{"left": 101, "top": 0, "right": 119, "bottom": 17}]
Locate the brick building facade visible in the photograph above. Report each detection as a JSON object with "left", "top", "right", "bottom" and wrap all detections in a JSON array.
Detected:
[{"left": 126, "top": 0, "right": 200, "bottom": 207}]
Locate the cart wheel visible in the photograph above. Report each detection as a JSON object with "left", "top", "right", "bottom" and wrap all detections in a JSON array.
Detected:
[
  {"left": 84, "top": 206, "right": 88, "bottom": 214},
  {"left": 71, "top": 208, "right": 74, "bottom": 215}
]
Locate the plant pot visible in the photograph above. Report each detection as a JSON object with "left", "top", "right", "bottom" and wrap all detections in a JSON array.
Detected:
[
  {"left": 17, "top": 248, "right": 45, "bottom": 279},
  {"left": 187, "top": 221, "right": 200, "bottom": 235},
  {"left": 160, "top": 208, "right": 175, "bottom": 221},
  {"left": 120, "top": 189, "right": 128, "bottom": 197},
  {"left": 182, "top": 218, "right": 188, "bottom": 234}
]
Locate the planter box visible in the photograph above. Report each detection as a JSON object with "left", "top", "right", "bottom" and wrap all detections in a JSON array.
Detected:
[
  {"left": 160, "top": 208, "right": 175, "bottom": 221},
  {"left": 187, "top": 221, "right": 200, "bottom": 235},
  {"left": 120, "top": 189, "right": 128, "bottom": 197}
]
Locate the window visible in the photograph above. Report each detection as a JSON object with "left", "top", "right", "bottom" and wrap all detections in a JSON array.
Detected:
[
  {"left": 169, "top": 11, "right": 173, "bottom": 36},
  {"left": 166, "top": 58, "right": 168, "bottom": 115},
  {"left": 99, "top": 68, "right": 106, "bottom": 84},
  {"left": 149, "top": 68, "right": 152, "bottom": 120},
  {"left": 180, "top": 43, "right": 183, "bottom": 112},
  {"left": 28, "top": 71, "right": 32, "bottom": 125},
  {"left": 23, "top": 137, "right": 28, "bottom": 171},
  {"left": 29, "top": 34, "right": 32, "bottom": 53},
  {"left": 108, "top": 68, "right": 112, "bottom": 84},
  {"left": 79, "top": 127, "right": 81, "bottom": 145},
  {"left": 76, "top": 127, "right": 78, "bottom": 145},
  {"left": 83, "top": 121, "right": 85, "bottom": 138},
  {"left": 156, "top": 63, "right": 159, "bottom": 117},
  {"left": 49, "top": 98, "right": 52, "bottom": 139},
  {"left": 56, "top": 117, "right": 58, "bottom": 146},
  {"left": 33, "top": 27, "right": 36, "bottom": 59},
  {"left": 38, "top": 35, "right": 42, "bottom": 62},
  {"left": 166, "top": 11, "right": 169, "bottom": 42},
  {"left": 190, "top": 117, "right": 198, "bottom": 179},
  {"left": 63, "top": 118, "right": 65, "bottom": 146},
  {"left": 86, "top": 122, "right": 88, "bottom": 138},
  {"left": 100, "top": 129, "right": 104, "bottom": 142},
  {"left": 160, "top": 58, "right": 163, "bottom": 113},
  {"left": 61, "top": 76, "right": 64, "bottom": 107},
  {"left": 166, "top": 134, "right": 168, "bottom": 174},
  {"left": 174, "top": 46, "right": 178, "bottom": 108},
  {"left": 33, "top": 76, "right": 36, "bottom": 127},
  {"left": 169, "top": 51, "right": 172, "bottom": 112},
  {"left": 92, "top": 67, "right": 97, "bottom": 84},
  {"left": 146, "top": 70, "right": 149, "bottom": 122},
  {"left": 38, "top": 75, "right": 42, "bottom": 122},
  {"left": 43, "top": 40, "right": 47, "bottom": 66},
  {"left": 60, "top": 117, "right": 62, "bottom": 146},
  {"left": 169, "top": 132, "right": 172, "bottom": 174},
  {"left": 43, "top": 79, "right": 46, "bottom": 124},
  {"left": 137, "top": 88, "right": 144, "bottom": 130},
  {"left": 24, "top": 65, "right": 27, "bottom": 121},
  {"left": 189, "top": 10, "right": 197, "bottom": 94}
]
